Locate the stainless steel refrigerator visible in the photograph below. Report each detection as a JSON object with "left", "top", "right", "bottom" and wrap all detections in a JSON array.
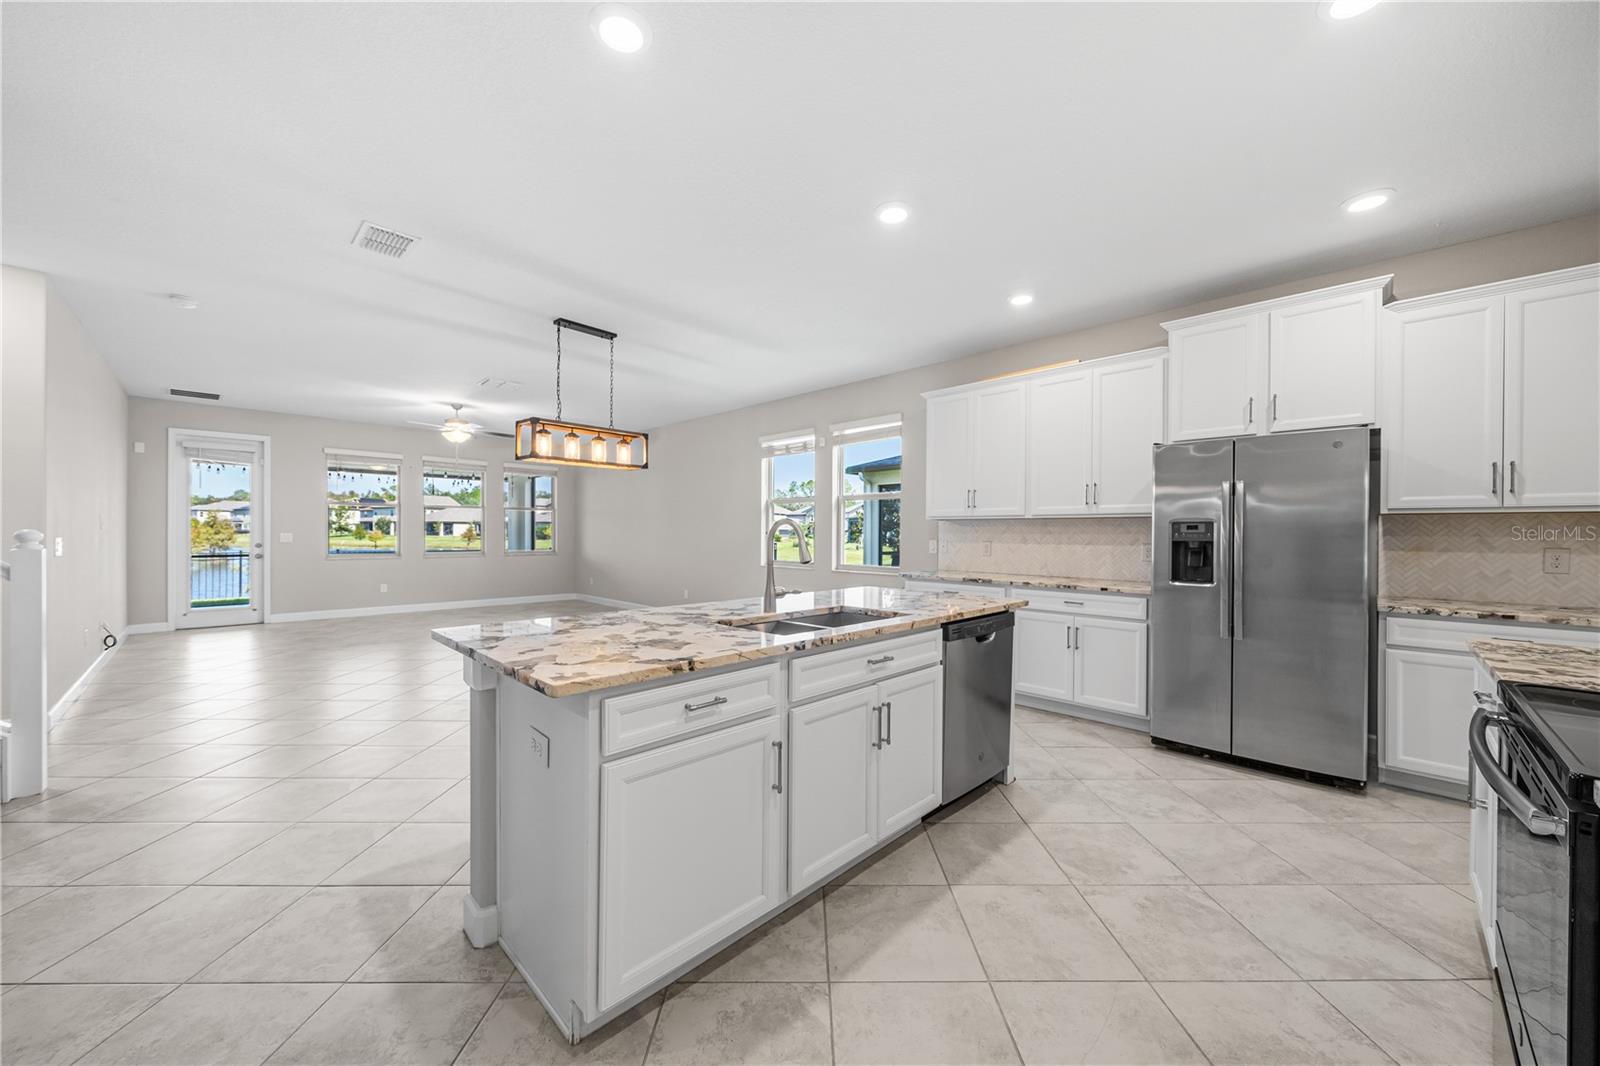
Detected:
[{"left": 1150, "top": 427, "right": 1376, "bottom": 783}]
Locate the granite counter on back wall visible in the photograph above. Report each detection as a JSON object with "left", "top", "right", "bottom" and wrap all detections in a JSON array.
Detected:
[
  {"left": 1381, "top": 597, "right": 1600, "bottom": 628},
  {"left": 432, "top": 585, "right": 1027, "bottom": 697},
  {"left": 904, "top": 569, "right": 1151, "bottom": 596}
]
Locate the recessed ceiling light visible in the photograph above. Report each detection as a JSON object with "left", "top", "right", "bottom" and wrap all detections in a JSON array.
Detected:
[
  {"left": 1341, "top": 188, "right": 1394, "bottom": 214},
  {"left": 1319, "top": 0, "right": 1382, "bottom": 20},
  {"left": 1008, "top": 292, "right": 1035, "bottom": 308},
  {"left": 167, "top": 294, "right": 198, "bottom": 309},
  {"left": 875, "top": 202, "right": 910, "bottom": 226},
  {"left": 591, "top": 4, "right": 650, "bottom": 53}
]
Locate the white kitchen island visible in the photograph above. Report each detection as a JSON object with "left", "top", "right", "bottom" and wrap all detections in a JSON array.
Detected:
[{"left": 432, "top": 586, "right": 1024, "bottom": 1042}]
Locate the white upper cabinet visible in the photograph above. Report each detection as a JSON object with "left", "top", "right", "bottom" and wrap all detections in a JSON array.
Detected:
[
  {"left": 924, "top": 381, "right": 1026, "bottom": 518},
  {"left": 1382, "top": 296, "right": 1505, "bottom": 510},
  {"left": 1504, "top": 274, "right": 1600, "bottom": 509},
  {"left": 1164, "top": 276, "right": 1391, "bottom": 443},
  {"left": 1382, "top": 264, "right": 1599, "bottom": 512},
  {"left": 1166, "top": 315, "right": 1263, "bottom": 441},
  {"left": 1092, "top": 355, "right": 1166, "bottom": 512},
  {"left": 1267, "top": 287, "right": 1381, "bottom": 433},
  {"left": 1025, "top": 369, "right": 1093, "bottom": 515}
]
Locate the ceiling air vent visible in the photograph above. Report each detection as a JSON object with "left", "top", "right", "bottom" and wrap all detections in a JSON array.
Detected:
[
  {"left": 170, "top": 388, "right": 221, "bottom": 401},
  {"left": 351, "top": 220, "right": 416, "bottom": 258}
]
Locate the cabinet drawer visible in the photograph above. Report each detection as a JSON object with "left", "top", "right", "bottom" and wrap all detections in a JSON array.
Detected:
[
  {"left": 1384, "top": 616, "right": 1599, "bottom": 655},
  {"left": 602, "top": 664, "right": 780, "bottom": 757},
  {"left": 789, "top": 631, "right": 941, "bottom": 705},
  {"left": 1009, "top": 587, "right": 1148, "bottom": 621}
]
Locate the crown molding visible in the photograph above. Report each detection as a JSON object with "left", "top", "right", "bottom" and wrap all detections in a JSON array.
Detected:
[{"left": 1385, "top": 263, "right": 1599, "bottom": 314}]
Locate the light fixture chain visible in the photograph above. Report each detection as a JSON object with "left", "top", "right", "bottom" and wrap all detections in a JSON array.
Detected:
[
  {"left": 609, "top": 336, "right": 616, "bottom": 428},
  {"left": 554, "top": 321, "right": 563, "bottom": 420}
]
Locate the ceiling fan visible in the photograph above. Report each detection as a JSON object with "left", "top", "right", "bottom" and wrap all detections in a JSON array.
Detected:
[{"left": 408, "top": 403, "right": 511, "bottom": 443}]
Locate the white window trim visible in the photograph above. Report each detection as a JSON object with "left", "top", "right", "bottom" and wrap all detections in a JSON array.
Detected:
[
  {"left": 422, "top": 457, "right": 487, "bottom": 557},
  {"left": 760, "top": 431, "right": 818, "bottom": 570},
  {"left": 503, "top": 466, "right": 558, "bottom": 555},
  {"left": 833, "top": 425, "right": 903, "bottom": 573},
  {"left": 326, "top": 449, "right": 403, "bottom": 560}
]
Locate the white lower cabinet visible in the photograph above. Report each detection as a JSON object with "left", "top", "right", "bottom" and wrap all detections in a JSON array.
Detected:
[
  {"left": 787, "top": 664, "right": 943, "bottom": 892},
  {"left": 598, "top": 714, "right": 784, "bottom": 1010},
  {"left": 1012, "top": 594, "right": 1149, "bottom": 719}
]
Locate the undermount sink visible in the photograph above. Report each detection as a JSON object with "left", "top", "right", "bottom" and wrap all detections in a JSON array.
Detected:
[{"left": 718, "top": 607, "right": 903, "bottom": 634}]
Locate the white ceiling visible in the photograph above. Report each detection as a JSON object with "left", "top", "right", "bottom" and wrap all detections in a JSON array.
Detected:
[{"left": 4, "top": 2, "right": 1596, "bottom": 433}]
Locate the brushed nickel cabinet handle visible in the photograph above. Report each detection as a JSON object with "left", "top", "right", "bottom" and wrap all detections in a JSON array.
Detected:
[
  {"left": 867, "top": 655, "right": 895, "bottom": 666},
  {"left": 1490, "top": 461, "right": 1498, "bottom": 496},
  {"left": 1271, "top": 393, "right": 1278, "bottom": 422},
  {"left": 884, "top": 700, "right": 892, "bottom": 746},
  {"left": 683, "top": 695, "right": 728, "bottom": 716},
  {"left": 772, "top": 740, "right": 784, "bottom": 793},
  {"left": 1509, "top": 460, "right": 1518, "bottom": 496},
  {"left": 1247, "top": 396, "right": 1254, "bottom": 426}
]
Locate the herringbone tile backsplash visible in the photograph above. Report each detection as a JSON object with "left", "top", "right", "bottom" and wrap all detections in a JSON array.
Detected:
[
  {"left": 1380, "top": 512, "right": 1599, "bottom": 607},
  {"left": 939, "top": 512, "right": 1598, "bottom": 609}
]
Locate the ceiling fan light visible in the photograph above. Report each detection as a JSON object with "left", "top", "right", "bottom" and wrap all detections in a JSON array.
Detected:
[{"left": 441, "top": 424, "right": 472, "bottom": 444}]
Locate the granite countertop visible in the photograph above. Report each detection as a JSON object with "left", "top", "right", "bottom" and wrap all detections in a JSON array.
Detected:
[
  {"left": 903, "top": 570, "right": 1151, "bottom": 596},
  {"left": 1380, "top": 597, "right": 1599, "bottom": 629},
  {"left": 1471, "top": 639, "right": 1600, "bottom": 693},
  {"left": 431, "top": 586, "right": 1028, "bottom": 698}
]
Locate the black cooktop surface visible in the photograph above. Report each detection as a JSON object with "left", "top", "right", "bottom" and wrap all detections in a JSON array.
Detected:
[{"left": 1505, "top": 683, "right": 1600, "bottom": 796}]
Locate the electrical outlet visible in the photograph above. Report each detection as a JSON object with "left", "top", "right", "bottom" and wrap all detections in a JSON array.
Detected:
[
  {"left": 982, "top": 541, "right": 992, "bottom": 557},
  {"left": 1543, "top": 548, "right": 1572, "bottom": 575},
  {"left": 928, "top": 539, "right": 937, "bottom": 555},
  {"left": 53, "top": 537, "right": 64, "bottom": 557},
  {"left": 1140, "top": 543, "right": 1152, "bottom": 563},
  {"left": 132, "top": 441, "right": 145, "bottom": 454},
  {"left": 379, "top": 583, "right": 389, "bottom": 593},
  {"left": 279, "top": 531, "right": 294, "bottom": 543}
]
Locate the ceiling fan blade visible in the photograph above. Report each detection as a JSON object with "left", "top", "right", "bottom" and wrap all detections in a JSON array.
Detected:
[
  {"left": 406, "top": 420, "right": 447, "bottom": 429},
  {"left": 482, "top": 429, "right": 516, "bottom": 440}
]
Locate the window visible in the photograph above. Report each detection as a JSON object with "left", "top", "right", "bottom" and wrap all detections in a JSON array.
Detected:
[
  {"left": 422, "top": 460, "right": 485, "bottom": 553},
  {"left": 760, "top": 430, "right": 816, "bottom": 564},
  {"left": 834, "top": 418, "right": 902, "bottom": 570},
  {"left": 504, "top": 470, "right": 556, "bottom": 553},
  {"left": 327, "top": 451, "right": 401, "bottom": 556}
]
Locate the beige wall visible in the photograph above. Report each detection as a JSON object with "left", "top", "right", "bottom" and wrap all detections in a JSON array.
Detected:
[
  {"left": 126, "top": 399, "right": 581, "bottom": 625},
  {"left": 577, "top": 213, "right": 1600, "bottom": 607},
  {"left": 2, "top": 266, "right": 130, "bottom": 705}
]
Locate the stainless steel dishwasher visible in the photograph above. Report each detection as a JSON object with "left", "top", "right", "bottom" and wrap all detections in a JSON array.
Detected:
[{"left": 941, "top": 612, "right": 1014, "bottom": 803}]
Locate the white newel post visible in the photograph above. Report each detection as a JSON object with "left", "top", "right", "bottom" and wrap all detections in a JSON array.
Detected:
[
  {"left": 462, "top": 655, "right": 499, "bottom": 948},
  {"left": 3, "top": 530, "right": 49, "bottom": 801}
]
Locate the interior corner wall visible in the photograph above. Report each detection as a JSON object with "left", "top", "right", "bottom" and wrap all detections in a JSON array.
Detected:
[
  {"left": 2, "top": 265, "right": 130, "bottom": 707},
  {"left": 574, "top": 212, "right": 1600, "bottom": 608},
  {"left": 125, "top": 399, "right": 581, "bottom": 625}
]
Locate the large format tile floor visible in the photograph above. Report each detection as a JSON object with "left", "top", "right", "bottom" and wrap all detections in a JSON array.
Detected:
[{"left": 2, "top": 602, "right": 1510, "bottom": 1065}]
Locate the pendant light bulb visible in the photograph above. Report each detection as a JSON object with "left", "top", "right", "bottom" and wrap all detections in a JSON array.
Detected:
[
  {"left": 563, "top": 429, "right": 582, "bottom": 460},
  {"left": 534, "top": 426, "right": 553, "bottom": 457},
  {"left": 616, "top": 436, "right": 633, "bottom": 466},
  {"left": 589, "top": 434, "right": 608, "bottom": 463}
]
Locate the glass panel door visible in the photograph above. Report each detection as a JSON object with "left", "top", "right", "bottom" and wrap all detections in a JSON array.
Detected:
[{"left": 180, "top": 439, "right": 264, "bottom": 628}]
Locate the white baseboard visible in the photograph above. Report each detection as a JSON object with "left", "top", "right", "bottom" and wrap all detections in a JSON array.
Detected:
[
  {"left": 48, "top": 633, "right": 125, "bottom": 727},
  {"left": 125, "top": 592, "right": 646, "bottom": 633},
  {"left": 1015, "top": 695, "right": 1152, "bottom": 733}
]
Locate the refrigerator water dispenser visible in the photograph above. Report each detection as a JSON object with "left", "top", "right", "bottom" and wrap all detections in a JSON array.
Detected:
[{"left": 1169, "top": 520, "right": 1215, "bottom": 585}]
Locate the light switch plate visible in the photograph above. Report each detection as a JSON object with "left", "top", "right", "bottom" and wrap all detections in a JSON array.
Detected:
[
  {"left": 132, "top": 441, "right": 145, "bottom": 454},
  {"left": 279, "top": 532, "right": 294, "bottom": 543},
  {"left": 928, "top": 539, "right": 937, "bottom": 555},
  {"left": 1543, "top": 548, "right": 1572, "bottom": 575},
  {"left": 53, "top": 537, "right": 63, "bottom": 557}
]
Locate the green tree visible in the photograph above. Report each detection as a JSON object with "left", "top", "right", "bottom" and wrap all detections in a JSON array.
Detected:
[
  {"left": 373, "top": 516, "right": 393, "bottom": 536},
  {"left": 365, "top": 528, "right": 387, "bottom": 551},
  {"left": 461, "top": 525, "right": 479, "bottom": 547},
  {"left": 190, "top": 511, "right": 237, "bottom": 552}
]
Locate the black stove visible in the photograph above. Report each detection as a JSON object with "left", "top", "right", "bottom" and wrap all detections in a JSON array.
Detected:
[{"left": 1475, "top": 681, "right": 1599, "bottom": 1065}]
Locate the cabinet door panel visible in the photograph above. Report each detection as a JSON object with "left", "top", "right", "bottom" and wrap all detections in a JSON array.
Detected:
[
  {"left": 1014, "top": 609, "right": 1072, "bottom": 702},
  {"left": 971, "top": 383, "right": 1028, "bottom": 516},
  {"left": 1505, "top": 275, "right": 1600, "bottom": 508},
  {"left": 926, "top": 393, "right": 973, "bottom": 518},
  {"left": 1092, "top": 357, "right": 1165, "bottom": 512},
  {"left": 1168, "top": 316, "right": 1262, "bottom": 441},
  {"left": 1071, "top": 616, "right": 1148, "bottom": 717},
  {"left": 1382, "top": 647, "right": 1476, "bottom": 783},
  {"left": 1268, "top": 290, "right": 1378, "bottom": 433},
  {"left": 1381, "top": 298, "right": 1504, "bottom": 510},
  {"left": 1026, "top": 371, "right": 1093, "bottom": 515},
  {"left": 599, "top": 716, "right": 783, "bottom": 1009},
  {"left": 788, "top": 689, "right": 877, "bottom": 893},
  {"left": 875, "top": 667, "right": 942, "bottom": 837}
]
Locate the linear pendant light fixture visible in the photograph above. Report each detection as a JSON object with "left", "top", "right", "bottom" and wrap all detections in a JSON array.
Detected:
[{"left": 514, "top": 318, "right": 649, "bottom": 471}]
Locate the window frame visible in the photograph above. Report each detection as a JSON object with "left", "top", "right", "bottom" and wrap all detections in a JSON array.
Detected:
[
  {"left": 421, "top": 457, "right": 487, "bottom": 557},
  {"left": 832, "top": 419, "right": 903, "bottom": 573},
  {"left": 325, "top": 449, "right": 403, "bottom": 559},
  {"left": 759, "top": 430, "right": 818, "bottom": 569},
  {"left": 503, "top": 466, "right": 558, "bottom": 555}
]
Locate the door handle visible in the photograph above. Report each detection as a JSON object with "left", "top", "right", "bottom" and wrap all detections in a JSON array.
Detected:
[
  {"left": 1468, "top": 706, "right": 1563, "bottom": 837},
  {"left": 884, "top": 700, "right": 892, "bottom": 746},
  {"left": 1232, "top": 480, "right": 1245, "bottom": 641},
  {"left": 1490, "top": 461, "right": 1498, "bottom": 496},
  {"left": 1509, "top": 460, "right": 1517, "bottom": 496},
  {"left": 1217, "top": 481, "right": 1232, "bottom": 639},
  {"left": 772, "top": 740, "right": 784, "bottom": 793}
]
